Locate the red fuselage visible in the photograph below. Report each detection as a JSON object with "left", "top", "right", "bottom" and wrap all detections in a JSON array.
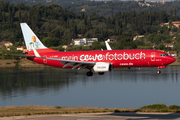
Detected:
[{"left": 27, "top": 49, "right": 175, "bottom": 69}]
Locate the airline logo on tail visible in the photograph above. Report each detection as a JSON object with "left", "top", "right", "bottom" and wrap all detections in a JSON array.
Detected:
[
  {"left": 20, "top": 23, "right": 47, "bottom": 51},
  {"left": 28, "top": 36, "right": 41, "bottom": 51}
]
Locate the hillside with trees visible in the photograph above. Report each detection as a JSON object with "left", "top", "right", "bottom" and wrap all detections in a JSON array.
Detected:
[
  {"left": 3, "top": 0, "right": 180, "bottom": 17},
  {"left": 0, "top": 1, "right": 180, "bottom": 59},
  {"left": 2, "top": 0, "right": 88, "bottom": 6},
  {"left": 67, "top": 1, "right": 180, "bottom": 17}
]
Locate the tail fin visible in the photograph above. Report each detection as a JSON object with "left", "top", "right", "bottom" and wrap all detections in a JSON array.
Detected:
[
  {"left": 105, "top": 41, "right": 112, "bottom": 50},
  {"left": 20, "top": 23, "right": 47, "bottom": 52}
]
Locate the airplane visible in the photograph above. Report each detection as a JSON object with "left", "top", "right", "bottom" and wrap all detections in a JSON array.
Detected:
[{"left": 8, "top": 23, "right": 176, "bottom": 76}]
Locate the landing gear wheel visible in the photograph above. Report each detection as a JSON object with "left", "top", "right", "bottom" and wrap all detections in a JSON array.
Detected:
[
  {"left": 157, "top": 70, "right": 161, "bottom": 74},
  {"left": 86, "top": 71, "right": 93, "bottom": 76},
  {"left": 98, "top": 72, "right": 104, "bottom": 75}
]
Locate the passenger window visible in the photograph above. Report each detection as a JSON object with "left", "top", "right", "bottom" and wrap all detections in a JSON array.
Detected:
[{"left": 160, "top": 54, "right": 168, "bottom": 57}]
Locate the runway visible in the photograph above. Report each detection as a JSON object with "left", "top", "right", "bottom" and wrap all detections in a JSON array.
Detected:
[{"left": 1, "top": 112, "right": 180, "bottom": 120}]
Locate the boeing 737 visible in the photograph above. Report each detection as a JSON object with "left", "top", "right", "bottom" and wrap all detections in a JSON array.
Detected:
[{"left": 9, "top": 23, "right": 176, "bottom": 76}]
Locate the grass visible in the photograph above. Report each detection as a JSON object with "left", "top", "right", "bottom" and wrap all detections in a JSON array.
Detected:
[
  {"left": 169, "top": 57, "right": 180, "bottom": 66},
  {"left": 140, "top": 104, "right": 180, "bottom": 112},
  {"left": 0, "top": 104, "right": 180, "bottom": 117},
  {"left": 0, "top": 59, "right": 50, "bottom": 68},
  {"left": 0, "top": 105, "right": 135, "bottom": 117},
  {"left": 169, "top": 105, "right": 180, "bottom": 109}
]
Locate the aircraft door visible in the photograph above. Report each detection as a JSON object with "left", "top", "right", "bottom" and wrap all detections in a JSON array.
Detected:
[
  {"left": 43, "top": 55, "right": 47, "bottom": 64},
  {"left": 151, "top": 52, "right": 155, "bottom": 61}
]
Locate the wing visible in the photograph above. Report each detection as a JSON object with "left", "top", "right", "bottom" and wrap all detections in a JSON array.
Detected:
[
  {"left": 46, "top": 57, "right": 95, "bottom": 69},
  {"left": 32, "top": 47, "right": 95, "bottom": 69}
]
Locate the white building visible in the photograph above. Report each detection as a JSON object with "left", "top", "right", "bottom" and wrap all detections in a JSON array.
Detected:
[
  {"left": 73, "top": 38, "right": 86, "bottom": 45},
  {"left": 73, "top": 38, "right": 98, "bottom": 45},
  {"left": 107, "top": 39, "right": 116, "bottom": 42},
  {"left": 86, "top": 38, "right": 98, "bottom": 45},
  {"left": 133, "top": 35, "right": 145, "bottom": 41}
]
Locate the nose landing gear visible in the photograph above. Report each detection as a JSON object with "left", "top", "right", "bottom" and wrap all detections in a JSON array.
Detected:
[
  {"left": 157, "top": 70, "right": 161, "bottom": 74},
  {"left": 157, "top": 66, "right": 165, "bottom": 74}
]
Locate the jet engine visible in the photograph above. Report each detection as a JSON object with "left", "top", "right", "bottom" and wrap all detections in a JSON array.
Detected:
[{"left": 93, "top": 62, "right": 112, "bottom": 72}]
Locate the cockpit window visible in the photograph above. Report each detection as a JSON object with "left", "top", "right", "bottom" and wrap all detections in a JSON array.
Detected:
[{"left": 160, "top": 54, "right": 168, "bottom": 57}]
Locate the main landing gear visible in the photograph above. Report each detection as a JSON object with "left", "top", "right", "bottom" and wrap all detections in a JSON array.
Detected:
[
  {"left": 86, "top": 70, "right": 105, "bottom": 76},
  {"left": 98, "top": 72, "right": 104, "bottom": 75},
  {"left": 86, "top": 71, "right": 93, "bottom": 76}
]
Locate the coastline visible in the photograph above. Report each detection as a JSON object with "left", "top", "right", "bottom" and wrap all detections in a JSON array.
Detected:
[
  {"left": 0, "top": 59, "right": 51, "bottom": 69},
  {"left": 0, "top": 104, "right": 180, "bottom": 117}
]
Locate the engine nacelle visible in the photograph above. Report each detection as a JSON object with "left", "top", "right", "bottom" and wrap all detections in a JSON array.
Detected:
[{"left": 93, "top": 62, "right": 112, "bottom": 72}]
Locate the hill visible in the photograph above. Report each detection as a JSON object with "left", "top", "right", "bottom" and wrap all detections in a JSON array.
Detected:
[
  {"left": 67, "top": 1, "right": 180, "bottom": 17},
  {"left": 2, "top": 0, "right": 88, "bottom": 6},
  {"left": 2, "top": 0, "right": 180, "bottom": 17},
  {"left": 0, "top": 1, "right": 180, "bottom": 56}
]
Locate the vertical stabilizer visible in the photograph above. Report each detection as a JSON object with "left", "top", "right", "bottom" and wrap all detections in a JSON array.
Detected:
[
  {"left": 105, "top": 41, "right": 112, "bottom": 50},
  {"left": 20, "top": 23, "right": 47, "bottom": 52}
]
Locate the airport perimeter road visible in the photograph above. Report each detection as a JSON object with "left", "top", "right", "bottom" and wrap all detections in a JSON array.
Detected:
[{"left": 1, "top": 112, "right": 180, "bottom": 120}]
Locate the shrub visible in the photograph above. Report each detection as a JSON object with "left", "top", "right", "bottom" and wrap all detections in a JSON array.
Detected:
[
  {"left": 55, "top": 106, "right": 61, "bottom": 109},
  {"left": 161, "top": 109, "right": 169, "bottom": 112},
  {"left": 169, "top": 105, "right": 180, "bottom": 109},
  {"left": 141, "top": 104, "right": 167, "bottom": 109},
  {"left": 114, "top": 109, "right": 120, "bottom": 112},
  {"left": 27, "top": 113, "right": 31, "bottom": 115}
]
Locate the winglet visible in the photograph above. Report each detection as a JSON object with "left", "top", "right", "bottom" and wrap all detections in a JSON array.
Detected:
[
  {"left": 105, "top": 41, "right": 112, "bottom": 50},
  {"left": 32, "top": 47, "right": 41, "bottom": 58}
]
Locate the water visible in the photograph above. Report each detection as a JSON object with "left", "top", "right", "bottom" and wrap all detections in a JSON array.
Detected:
[{"left": 0, "top": 66, "right": 179, "bottom": 108}]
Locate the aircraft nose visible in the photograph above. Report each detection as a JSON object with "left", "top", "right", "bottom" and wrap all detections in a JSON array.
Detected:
[{"left": 168, "top": 56, "right": 176, "bottom": 64}]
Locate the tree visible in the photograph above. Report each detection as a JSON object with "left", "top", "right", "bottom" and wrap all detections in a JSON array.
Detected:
[
  {"left": 159, "top": 26, "right": 168, "bottom": 34},
  {"left": 174, "top": 8, "right": 176, "bottom": 16},
  {"left": 175, "top": 35, "right": 180, "bottom": 43},
  {"left": 172, "top": 27, "right": 177, "bottom": 32},
  {"left": 160, "top": 11, "right": 168, "bottom": 23},
  {"left": 42, "top": 37, "right": 59, "bottom": 47},
  {"left": 2, "top": 49, "right": 23, "bottom": 59},
  {"left": 158, "top": 44, "right": 165, "bottom": 50}
]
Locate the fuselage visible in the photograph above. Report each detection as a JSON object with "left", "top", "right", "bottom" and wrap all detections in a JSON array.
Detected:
[{"left": 27, "top": 49, "right": 175, "bottom": 68}]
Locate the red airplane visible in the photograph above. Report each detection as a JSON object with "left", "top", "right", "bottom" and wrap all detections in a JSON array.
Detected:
[{"left": 15, "top": 23, "right": 176, "bottom": 76}]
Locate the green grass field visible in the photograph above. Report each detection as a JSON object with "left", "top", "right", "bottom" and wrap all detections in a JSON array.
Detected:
[
  {"left": 0, "top": 58, "right": 50, "bottom": 68},
  {"left": 0, "top": 104, "right": 180, "bottom": 117}
]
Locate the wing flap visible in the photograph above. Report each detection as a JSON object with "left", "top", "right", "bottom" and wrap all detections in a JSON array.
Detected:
[
  {"left": 45, "top": 57, "right": 95, "bottom": 67},
  {"left": 31, "top": 46, "right": 95, "bottom": 69},
  {"left": 72, "top": 63, "right": 82, "bottom": 69}
]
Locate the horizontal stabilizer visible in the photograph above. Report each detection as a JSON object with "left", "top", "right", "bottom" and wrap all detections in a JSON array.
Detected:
[{"left": 32, "top": 47, "right": 41, "bottom": 58}]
